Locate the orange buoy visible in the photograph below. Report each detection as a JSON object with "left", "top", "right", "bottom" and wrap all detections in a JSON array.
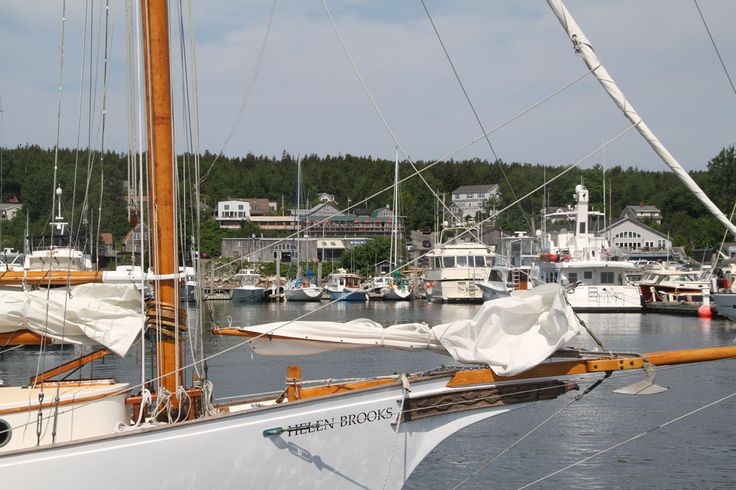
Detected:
[{"left": 697, "top": 304, "right": 712, "bottom": 318}]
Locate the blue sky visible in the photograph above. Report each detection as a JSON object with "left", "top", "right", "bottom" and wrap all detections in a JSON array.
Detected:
[{"left": 0, "top": 0, "right": 734, "bottom": 172}]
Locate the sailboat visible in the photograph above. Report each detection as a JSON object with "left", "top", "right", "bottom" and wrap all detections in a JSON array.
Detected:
[
  {"left": 284, "top": 156, "right": 323, "bottom": 302},
  {"left": 371, "top": 150, "right": 413, "bottom": 301},
  {"left": 1, "top": 2, "right": 736, "bottom": 489}
]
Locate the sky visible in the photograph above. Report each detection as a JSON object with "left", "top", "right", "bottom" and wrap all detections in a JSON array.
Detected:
[{"left": 0, "top": 0, "right": 734, "bottom": 172}]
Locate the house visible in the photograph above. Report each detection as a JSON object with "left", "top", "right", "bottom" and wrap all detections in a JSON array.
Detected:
[
  {"left": 318, "top": 192, "right": 335, "bottom": 203},
  {"left": 621, "top": 205, "right": 662, "bottom": 224},
  {"left": 123, "top": 223, "right": 150, "bottom": 254},
  {"left": 98, "top": 233, "right": 116, "bottom": 258},
  {"left": 448, "top": 184, "right": 499, "bottom": 223},
  {"left": 602, "top": 216, "right": 671, "bottom": 258},
  {"left": 0, "top": 203, "right": 22, "bottom": 221},
  {"left": 243, "top": 198, "right": 273, "bottom": 216},
  {"left": 216, "top": 200, "right": 251, "bottom": 228}
]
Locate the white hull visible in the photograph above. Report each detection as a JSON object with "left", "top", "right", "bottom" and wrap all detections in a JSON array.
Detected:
[
  {"left": 381, "top": 286, "right": 413, "bottom": 301},
  {"left": 429, "top": 278, "right": 485, "bottom": 303},
  {"left": 284, "top": 285, "right": 323, "bottom": 302},
  {"left": 565, "top": 284, "right": 642, "bottom": 312},
  {"left": 477, "top": 281, "right": 511, "bottom": 302},
  {"left": 0, "top": 375, "right": 571, "bottom": 489}
]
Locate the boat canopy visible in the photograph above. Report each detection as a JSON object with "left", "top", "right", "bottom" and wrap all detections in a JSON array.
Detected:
[
  {"left": 0, "top": 284, "right": 144, "bottom": 356},
  {"left": 227, "top": 284, "right": 580, "bottom": 376}
]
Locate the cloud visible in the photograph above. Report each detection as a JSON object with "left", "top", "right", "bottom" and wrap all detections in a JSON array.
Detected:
[{"left": 0, "top": 0, "right": 733, "bottom": 172}]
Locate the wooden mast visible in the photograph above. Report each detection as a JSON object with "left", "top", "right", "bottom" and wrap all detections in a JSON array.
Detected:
[{"left": 141, "top": 0, "right": 183, "bottom": 395}]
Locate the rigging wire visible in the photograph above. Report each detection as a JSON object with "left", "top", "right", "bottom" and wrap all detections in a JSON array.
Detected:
[
  {"left": 199, "top": 0, "right": 279, "bottom": 184},
  {"left": 96, "top": 0, "right": 113, "bottom": 271},
  {"left": 451, "top": 373, "right": 611, "bottom": 490},
  {"left": 204, "top": 9, "right": 595, "bottom": 278},
  {"left": 49, "top": 0, "right": 68, "bottom": 250},
  {"left": 71, "top": 0, "right": 91, "bottom": 238},
  {"left": 693, "top": 0, "right": 736, "bottom": 99},
  {"left": 419, "top": 0, "right": 534, "bottom": 232},
  {"left": 517, "top": 389, "right": 736, "bottom": 489}
]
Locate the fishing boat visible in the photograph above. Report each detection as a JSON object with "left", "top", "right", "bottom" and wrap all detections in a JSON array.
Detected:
[
  {"left": 231, "top": 268, "right": 266, "bottom": 303},
  {"left": 2, "top": 2, "right": 736, "bottom": 489},
  {"left": 323, "top": 268, "right": 368, "bottom": 301}
]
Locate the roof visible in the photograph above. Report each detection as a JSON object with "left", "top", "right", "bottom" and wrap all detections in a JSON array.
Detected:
[
  {"left": 0, "top": 203, "right": 22, "bottom": 210},
  {"left": 623, "top": 205, "right": 661, "bottom": 213},
  {"left": 604, "top": 216, "right": 669, "bottom": 239},
  {"left": 452, "top": 184, "right": 498, "bottom": 194}
]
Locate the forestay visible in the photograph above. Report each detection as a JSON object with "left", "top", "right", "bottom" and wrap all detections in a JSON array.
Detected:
[
  {"left": 0, "top": 284, "right": 144, "bottom": 356},
  {"left": 233, "top": 284, "right": 581, "bottom": 376}
]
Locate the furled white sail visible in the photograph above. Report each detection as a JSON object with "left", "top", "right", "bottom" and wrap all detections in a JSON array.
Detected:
[
  {"left": 546, "top": 0, "right": 736, "bottom": 237},
  {"left": 0, "top": 284, "right": 144, "bottom": 356},
  {"left": 431, "top": 284, "right": 580, "bottom": 375},
  {"left": 233, "top": 284, "right": 580, "bottom": 376}
]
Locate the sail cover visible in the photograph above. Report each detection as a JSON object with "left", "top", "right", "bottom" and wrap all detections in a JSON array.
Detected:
[
  {"left": 0, "top": 284, "right": 144, "bottom": 356},
  {"left": 231, "top": 284, "right": 580, "bottom": 376}
]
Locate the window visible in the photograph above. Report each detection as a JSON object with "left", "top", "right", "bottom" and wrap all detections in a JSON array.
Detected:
[
  {"left": 567, "top": 272, "right": 578, "bottom": 283},
  {"left": 456, "top": 256, "right": 468, "bottom": 267},
  {"left": 224, "top": 204, "right": 230, "bottom": 210},
  {"left": 583, "top": 271, "right": 593, "bottom": 280},
  {"left": 601, "top": 271, "right": 614, "bottom": 284},
  {"left": 434, "top": 257, "right": 442, "bottom": 268},
  {"left": 238, "top": 204, "right": 243, "bottom": 210},
  {"left": 443, "top": 256, "right": 455, "bottom": 268},
  {"left": 474, "top": 256, "right": 485, "bottom": 267}
]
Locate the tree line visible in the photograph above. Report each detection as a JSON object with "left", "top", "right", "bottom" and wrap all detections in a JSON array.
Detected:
[{"left": 0, "top": 144, "right": 734, "bottom": 258}]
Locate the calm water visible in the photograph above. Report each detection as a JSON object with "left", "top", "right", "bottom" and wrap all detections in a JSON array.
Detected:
[{"left": 2, "top": 300, "right": 735, "bottom": 489}]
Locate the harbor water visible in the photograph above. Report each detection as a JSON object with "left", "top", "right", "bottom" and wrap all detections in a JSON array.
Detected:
[{"left": 1, "top": 300, "right": 735, "bottom": 489}]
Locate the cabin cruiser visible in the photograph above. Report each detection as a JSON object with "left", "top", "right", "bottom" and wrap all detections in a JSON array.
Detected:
[
  {"left": 636, "top": 267, "right": 709, "bottom": 304},
  {"left": 423, "top": 228, "right": 495, "bottom": 303}
]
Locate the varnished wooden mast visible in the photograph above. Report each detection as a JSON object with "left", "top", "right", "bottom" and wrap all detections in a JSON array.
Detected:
[{"left": 142, "top": 0, "right": 183, "bottom": 395}]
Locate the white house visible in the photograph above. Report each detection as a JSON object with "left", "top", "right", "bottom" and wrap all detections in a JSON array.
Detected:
[
  {"left": 216, "top": 200, "right": 251, "bottom": 228},
  {"left": 448, "top": 184, "right": 499, "bottom": 222},
  {"left": 603, "top": 217, "right": 671, "bottom": 254},
  {"left": 318, "top": 192, "right": 335, "bottom": 203},
  {"left": 0, "top": 203, "right": 22, "bottom": 221}
]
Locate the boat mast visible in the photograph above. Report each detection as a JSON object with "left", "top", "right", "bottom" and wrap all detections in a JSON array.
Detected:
[
  {"left": 391, "top": 148, "right": 399, "bottom": 269},
  {"left": 547, "top": 0, "right": 736, "bottom": 238},
  {"left": 141, "top": 0, "right": 183, "bottom": 395}
]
